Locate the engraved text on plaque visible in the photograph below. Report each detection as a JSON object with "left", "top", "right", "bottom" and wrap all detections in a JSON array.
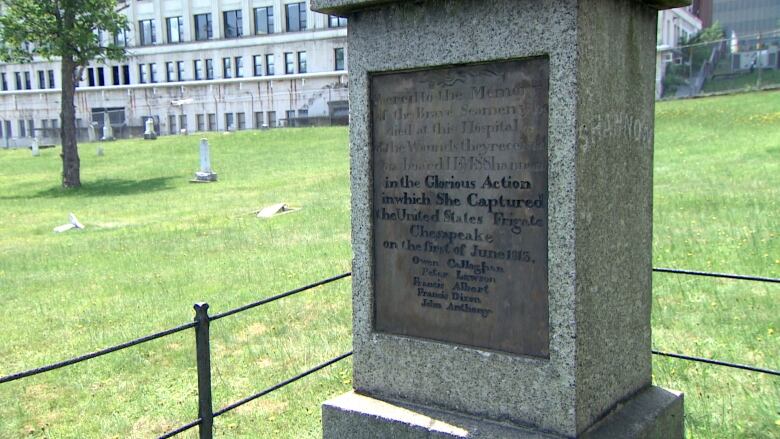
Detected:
[{"left": 371, "top": 58, "right": 550, "bottom": 358}]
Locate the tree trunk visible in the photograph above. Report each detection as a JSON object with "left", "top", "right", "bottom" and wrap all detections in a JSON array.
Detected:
[{"left": 60, "top": 55, "right": 80, "bottom": 188}]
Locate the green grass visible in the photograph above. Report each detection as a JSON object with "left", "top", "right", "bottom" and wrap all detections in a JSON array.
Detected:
[
  {"left": 0, "top": 128, "right": 353, "bottom": 438},
  {"left": 653, "top": 90, "right": 779, "bottom": 438},
  {"left": 702, "top": 69, "right": 780, "bottom": 93},
  {"left": 0, "top": 90, "right": 778, "bottom": 438}
]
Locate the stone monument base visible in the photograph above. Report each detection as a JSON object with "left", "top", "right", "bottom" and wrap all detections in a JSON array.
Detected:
[
  {"left": 191, "top": 171, "right": 218, "bottom": 183},
  {"left": 323, "top": 387, "right": 683, "bottom": 439}
]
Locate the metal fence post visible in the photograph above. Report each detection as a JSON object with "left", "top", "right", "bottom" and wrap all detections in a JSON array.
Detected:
[{"left": 193, "top": 303, "right": 213, "bottom": 439}]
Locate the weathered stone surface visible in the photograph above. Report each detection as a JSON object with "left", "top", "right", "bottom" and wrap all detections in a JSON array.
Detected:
[
  {"left": 311, "top": 0, "right": 690, "bottom": 15},
  {"left": 315, "top": 0, "right": 683, "bottom": 436},
  {"left": 323, "top": 388, "right": 683, "bottom": 439}
]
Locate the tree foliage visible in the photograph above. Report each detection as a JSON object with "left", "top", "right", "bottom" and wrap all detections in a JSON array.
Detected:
[
  {"left": 0, "top": 0, "right": 128, "bottom": 188},
  {"left": 0, "top": 0, "right": 127, "bottom": 66},
  {"left": 682, "top": 22, "right": 726, "bottom": 72}
]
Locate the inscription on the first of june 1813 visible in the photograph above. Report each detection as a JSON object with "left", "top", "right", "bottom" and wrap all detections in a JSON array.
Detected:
[{"left": 371, "top": 58, "right": 550, "bottom": 358}]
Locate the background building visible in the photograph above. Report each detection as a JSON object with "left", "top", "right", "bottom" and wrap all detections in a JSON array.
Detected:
[
  {"left": 0, "top": 0, "right": 348, "bottom": 147},
  {"left": 656, "top": 6, "right": 704, "bottom": 98},
  {"left": 710, "top": 0, "right": 780, "bottom": 38}
]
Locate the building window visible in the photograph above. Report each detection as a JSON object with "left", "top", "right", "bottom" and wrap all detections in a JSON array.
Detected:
[
  {"left": 197, "top": 114, "right": 205, "bottom": 131},
  {"left": 169, "top": 115, "right": 177, "bottom": 135},
  {"left": 112, "top": 66, "right": 120, "bottom": 85},
  {"left": 194, "top": 13, "right": 212, "bottom": 41},
  {"left": 206, "top": 59, "right": 214, "bottom": 79},
  {"left": 87, "top": 68, "right": 95, "bottom": 86},
  {"left": 237, "top": 112, "right": 246, "bottom": 130},
  {"left": 335, "top": 47, "right": 345, "bottom": 71},
  {"left": 1, "top": 73, "right": 7, "bottom": 91},
  {"left": 19, "top": 120, "right": 26, "bottom": 137},
  {"left": 266, "top": 54, "right": 275, "bottom": 75},
  {"left": 177, "top": 61, "right": 185, "bottom": 81},
  {"left": 150, "top": 63, "right": 158, "bottom": 83},
  {"left": 297, "top": 51, "right": 307, "bottom": 73},
  {"left": 223, "top": 10, "right": 242, "bottom": 38},
  {"left": 284, "top": 52, "right": 294, "bottom": 74},
  {"left": 24, "top": 72, "right": 31, "bottom": 89},
  {"left": 139, "top": 64, "right": 146, "bottom": 83},
  {"left": 122, "top": 65, "right": 130, "bottom": 84},
  {"left": 194, "top": 60, "right": 203, "bottom": 80},
  {"left": 223, "top": 57, "right": 232, "bottom": 79},
  {"left": 225, "top": 112, "right": 235, "bottom": 130},
  {"left": 14, "top": 72, "right": 21, "bottom": 90},
  {"left": 139, "top": 19, "right": 156, "bottom": 46},
  {"left": 254, "top": 111, "right": 263, "bottom": 128},
  {"left": 166, "top": 16, "right": 184, "bottom": 43},
  {"left": 298, "top": 109, "right": 308, "bottom": 118},
  {"left": 97, "top": 67, "right": 105, "bottom": 86},
  {"left": 28, "top": 120, "right": 35, "bottom": 137},
  {"left": 37, "top": 70, "right": 45, "bottom": 89},
  {"left": 285, "top": 3, "right": 306, "bottom": 32},
  {"left": 207, "top": 113, "right": 216, "bottom": 131},
  {"left": 254, "top": 7, "right": 274, "bottom": 34},
  {"left": 268, "top": 111, "right": 276, "bottom": 127},
  {"left": 286, "top": 110, "right": 296, "bottom": 123},
  {"left": 328, "top": 15, "right": 347, "bottom": 28},
  {"left": 114, "top": 29, "right": 127, "bottom": 47},
  {"left": 48, "top": 70, "right": 55, "bottom": 88},
  {"left": 166, "top": 62, "right": 174, "bottom": 82},
  {"left": 235, "top": 56, "right": 244, "bottom": 78},
  {"left": 179, "top": 115, "right": 187, "bottom": 132},
  {"left": 4, "top": 120, "right": 11, "bottom": 138},
  {"left": 253, "top": 55, "right": 263, "bottom": 76}
]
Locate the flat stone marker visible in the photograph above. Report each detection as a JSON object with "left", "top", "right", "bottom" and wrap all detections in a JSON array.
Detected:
[
  {"left": 256, "top": 203, "right": 295, "bottom": 218},
  {"left": 191, "top": 138, "right": 217, "bottom": 182},
  {"left": 53, "top": 213, "right": 84, "bottom": 233},
  {"left": 312, "top": 0, "right": 687, "bottom": 438}
]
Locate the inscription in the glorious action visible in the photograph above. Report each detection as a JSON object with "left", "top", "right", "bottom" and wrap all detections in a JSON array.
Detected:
[{"left": 372, "top": 58, "right": 550, "bottom": 357}]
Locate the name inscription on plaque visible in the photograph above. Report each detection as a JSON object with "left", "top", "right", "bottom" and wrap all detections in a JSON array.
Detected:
[{"left": 371, "top": 58, "right": 550, "bottom": 358}]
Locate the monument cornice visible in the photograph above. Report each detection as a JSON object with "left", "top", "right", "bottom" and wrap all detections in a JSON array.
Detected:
[{"left": 312, "top": 0, "right": 692, "bottom": 15}]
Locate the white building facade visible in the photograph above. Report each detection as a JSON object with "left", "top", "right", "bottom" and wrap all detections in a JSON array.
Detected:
[
  {"left": 0, "top": 0, "right": 348, "bottom": 147},
  {"left": 655, "top": 6, "right": 703, "bottom": 97}
]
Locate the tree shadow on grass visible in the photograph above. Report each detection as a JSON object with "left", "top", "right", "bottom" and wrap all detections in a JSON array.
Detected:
[{"left": 0, "top": 176, "right": 179, "bottom": 199}]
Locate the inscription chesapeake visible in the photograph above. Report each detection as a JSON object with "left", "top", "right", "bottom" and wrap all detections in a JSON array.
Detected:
[{"left": 371, "top": 58, "right": 550, "bottom": 358}]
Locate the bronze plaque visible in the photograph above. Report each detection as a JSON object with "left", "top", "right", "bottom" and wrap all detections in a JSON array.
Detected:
[{"left": 371, "top": 58, "right": 550, "bottom": 358}]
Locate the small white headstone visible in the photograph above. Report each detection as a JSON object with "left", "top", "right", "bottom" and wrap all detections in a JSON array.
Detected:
[
  {"left": 31, "top": 138, "right": 40, "bottom": 157},
  {"left": 192, "top": 138, "right": 217, "bottom": 182},
  {"left": 200, "top": 138, "right": 212, "bottom": 173},
  {"left": 144, "top": 118, "right": 157, "bottom": 140},
  {"left": 101, "top": 112, "right": 114, "bottom": 141},
  {"left": 87, "top": 124, "right": 96, "bottom": 142}
]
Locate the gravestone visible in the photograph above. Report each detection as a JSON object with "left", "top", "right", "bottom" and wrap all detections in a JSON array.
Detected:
[
  {"left": 87, "top": 123, "right": 96, "bottom": 142},
  {"left": 30, "top": 137, "right": 39, "bottom": 157},
  {"left": 192, "top": 138, "right": 217, "bottom": 182},
  {"left": 312, "top": 0, "right": 686, "bottom": 438},
  {"left": 144, "top": 118, "right": 157, "bottom": 140},
  {"left": 101, "top": 112, "right": 114, "bottom": 141}
]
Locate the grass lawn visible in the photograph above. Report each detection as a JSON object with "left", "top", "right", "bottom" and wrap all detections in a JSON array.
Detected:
[
  {"left": 1, "top": 90, "right": 778, "bottom": 438},
  {"left": 702, "top": 69, "right": 780, "bottom": 94}
]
